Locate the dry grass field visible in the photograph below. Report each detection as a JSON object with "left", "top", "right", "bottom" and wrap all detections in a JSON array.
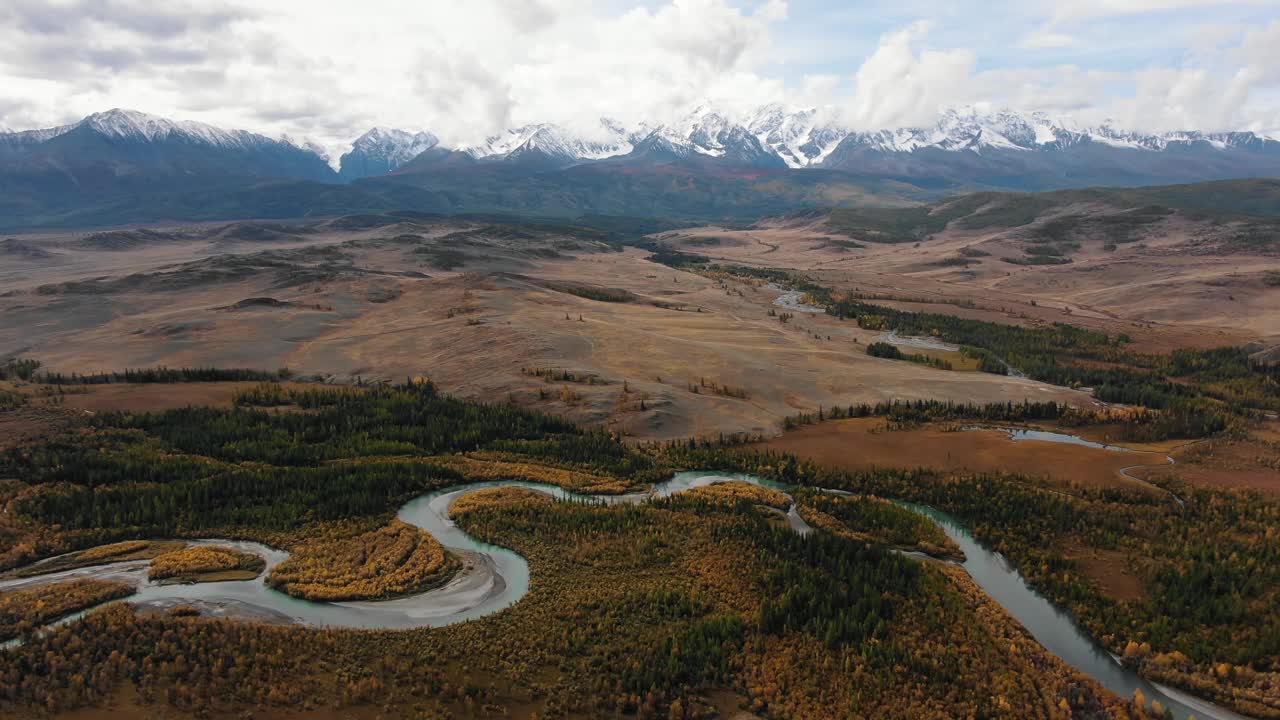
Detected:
[
  {"left": 759, "top": 418, "right": 1175, "bottom": 494},
  {"left": 657, "top": 212, "right": 1278, "bottom": 353},
  {"left": 0, "top": 218, "right": 1092, "bottom": 441},
  {"left": 3, "top": 206, "right": 1275, "bottom": 444}
]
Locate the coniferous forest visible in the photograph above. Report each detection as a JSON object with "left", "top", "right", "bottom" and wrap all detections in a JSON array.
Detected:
[{"left": 0, "top": 376, "right": 1273, "bottom": 718}]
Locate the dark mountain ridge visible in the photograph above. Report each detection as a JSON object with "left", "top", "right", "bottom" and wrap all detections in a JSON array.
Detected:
[{"left": 1, "top": 108, "right": 1278, "bottom": 230}]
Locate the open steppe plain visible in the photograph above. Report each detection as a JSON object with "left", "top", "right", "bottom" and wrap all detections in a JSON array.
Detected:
[
  {"left": 656, "top": 210, "right": 1280, "bottom": 353},
  {"left": 0, "top": 217, "right": 1092, "bottom": 441}
]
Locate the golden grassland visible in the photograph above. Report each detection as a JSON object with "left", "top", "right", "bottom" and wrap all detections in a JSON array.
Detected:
[
  {"left": 450, "top": 486, "right": 554, "bottom": 515},
  {"left": 2, "top": 241, "right": 1096, "bottom": 444},
  {"left": 1155, "top": 431, "right": 1280, "bottom": 496},
  {"left": 0, "top": 578, "right": 134, "bottom": 641},
  {"left": 1, "top": 540, "right": 187, "bottom": 580},
  {"left": 762, "top": 418, "right": 1175, "bottom": 495},
  {"left": 909, "top": 346, "right": 984, "bottom": 371},
  {"left": 148, "top": 545, "right": 265, "bottom": 583},
  {"left": 682, "top": 481, "right": 792, "bottom": 510},
  {"left": 77, "top": 541, "right": 156, "bottom": 563},
  {"left": 321, "top": 452, "right": 639, "bottom": 494},
  {"left": 661, "top": 217, "right": 1278, "bottom": 348},
  {"left": 433, "top": 452, "right": 637, "bottom": 494},
  {"left": 267, "top": 520, "right": 459, "bottom": 602}
]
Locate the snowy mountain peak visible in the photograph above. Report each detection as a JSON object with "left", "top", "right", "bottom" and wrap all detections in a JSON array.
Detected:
[
  {"left": 0, "top": 109, "right": 337, "bottom": 188},
  {"left": 461, "top": 119, "right": 635, "bottom": 163},
  {"left": 746, "top": 104, "right": 847, "bottom": 168},
  {"left": 282, "top": 135, "right": 332, "bottom": 164},
  {"left": 338, "top": 126, "right": 441, "bottom": 179},
  {"left": 628, "top": 130, "right": 699, "bottom": 161},
  {"left": 352, "top": 127, "right": 439, "bottom": 153},
  {"left": 0, "top": 110, "right": 346, "bottom": 168},
  {"left": 81, "top": 108, "right": 266, "bottom": 149},
  {"left": 0, "top": 109, "right": 338, "bottom": 168},
  {"left": 397, "top": 103, "right": 1277, "bottom": 172},
  {"left": 353, "top": 128, "right": 437, "bottom": 159},
  {"left": 84, "top": 108, "right": 180, "bottom": 140},
  {"left": 0, "top": 122, "right": 76, "bottom": 150}
]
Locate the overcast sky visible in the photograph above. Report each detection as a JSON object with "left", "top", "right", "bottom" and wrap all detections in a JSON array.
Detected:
[{"left": 1, "top": 0, "right": 1278, "bottom": 158}]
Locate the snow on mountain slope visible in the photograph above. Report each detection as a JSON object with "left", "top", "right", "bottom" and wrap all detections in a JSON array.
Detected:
[
  {"left": 622, "top": 107, "right": 785, "bottom": 167},
  {"left": 671, "top": 107, "right": 732, "bottom": 157},
  {"left": 0, "top": 109, "right": 331, "bottom": 159},
  {"left": 337, "top": 127, "right": 438, "bottom": 178},
  {"left": 460, "top": 119, "right": 635, "bottom": 163},
  {"left": 446, "top": 108, "right": 783, "bottom": 168},
  {"left": 0, "top": 108, "right": 337, "bottom": 184},
  {"left": 0, "top": 123, "right": 76, "bottom": 153},
  {"left": 824, "top": 106, "right": 1278, "bottom": 156},
  {"left": 283, "top": 135, "right": 332, "bottom": 165},
  {"left": 80, "top": 109, "right": 283, "bottom": 150},
  {"left": 746, "top": 103, "right": 849, "bottom": 168},
  {"left": 5, "top": 106, "right": 1277, "bottom": 183}
]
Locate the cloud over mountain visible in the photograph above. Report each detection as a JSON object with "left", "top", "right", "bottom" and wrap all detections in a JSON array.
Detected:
[{"left": 0, "top": 1, "right": 1277, "bottom": 162}]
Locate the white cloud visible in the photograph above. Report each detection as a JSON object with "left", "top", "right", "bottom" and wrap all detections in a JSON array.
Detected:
[
  {"left": 0, "top": 1, "right": 1277, "bottom": 158},
  {"left": 1237, "top": 20, "right": 1280, "bottom": 86},
  {"left": 1100, "top": 67, "right": 1251, "bottom": 131},
  {"left": 837, "top": 17, "right": 1280, "bottom": 135},
  {"left": 839, "top": 22, "right": 977, "bottom": 129}
]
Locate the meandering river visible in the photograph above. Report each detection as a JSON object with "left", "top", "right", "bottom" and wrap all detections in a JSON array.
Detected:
[
  {"left": 905, "top": 503, "right": 1249, "bottom": 720},
  {"left": 0, "top": 470, "right": 1248, "bottom": 719}
]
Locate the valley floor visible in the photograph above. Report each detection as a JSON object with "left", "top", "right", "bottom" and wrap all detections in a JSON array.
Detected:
[
  {"left": 0, "top": 212, "right": 1276, "bottom": 720},
  {"left": 0, "top": 218, "right": 1091, "bottom": 440}
]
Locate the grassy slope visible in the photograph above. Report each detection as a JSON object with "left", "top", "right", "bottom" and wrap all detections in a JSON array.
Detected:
[{"left": 819, "top": 178, "right": 1280, "bottom": 245}]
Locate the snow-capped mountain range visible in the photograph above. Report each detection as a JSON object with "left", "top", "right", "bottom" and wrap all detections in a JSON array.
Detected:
[
  {"left": 4, "top": 106, "right": 1276, "bottom": 181},
  {"left": 325, "top": 104, "right": 1280, "bottom": 178},
  {"left": 822, "top": 107, "right": 1275, "bottom": 156},
  {"left": 0, "top": 108, "right": 316, "bottom": 156},
  {"left": 0, "top": 108, "right": 335, "bottom": 186},
  {"left": 2, "top": 105, "right": 1279, "bottom": 232}
]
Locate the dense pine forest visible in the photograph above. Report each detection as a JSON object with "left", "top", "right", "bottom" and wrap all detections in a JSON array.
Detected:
[
  {"left": 781, "top": 398, "right": 1075, "bottom": 431},
  {"left": 1, "top": 359, "right": 282, "bottom": 385},
  {"left": 1, "top": 382, "right": 659, "bottom": 553}
]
